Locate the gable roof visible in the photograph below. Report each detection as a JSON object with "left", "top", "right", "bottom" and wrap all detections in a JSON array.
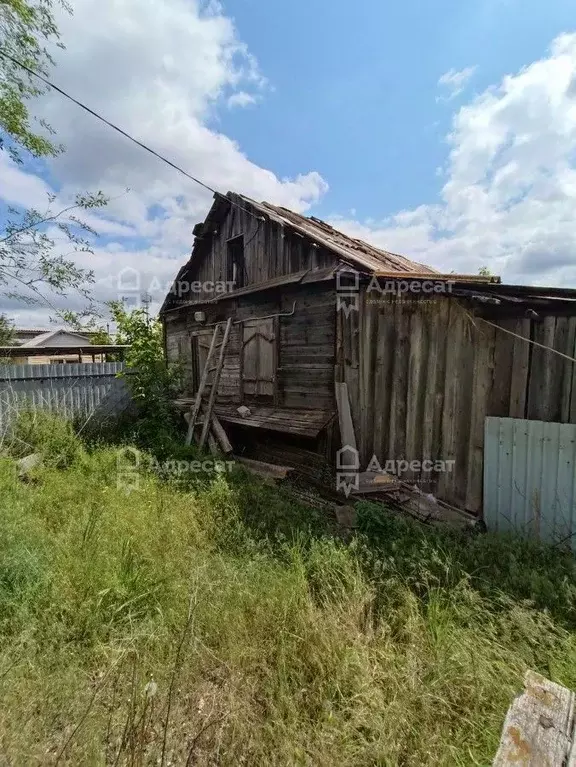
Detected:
[
  {"left": 235, "top": 193, "right": 437, "bottom": 275},
  {"left": 160, "top": 192, "right": 440, "bottom": 314},
  {"left": 22, "top": 329, "right": 93, "bottom": 348}
]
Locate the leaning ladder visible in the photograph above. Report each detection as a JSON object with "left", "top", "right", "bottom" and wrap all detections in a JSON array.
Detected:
[{"left": 185, "top": 318, "right": 233, "bottom": 449}]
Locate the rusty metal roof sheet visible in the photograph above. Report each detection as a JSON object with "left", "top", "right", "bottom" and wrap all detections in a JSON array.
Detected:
[{"left": 236, "top": 193, "right": 438, "bottom": 275}]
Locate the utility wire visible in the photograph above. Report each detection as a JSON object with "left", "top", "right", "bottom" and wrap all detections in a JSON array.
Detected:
[{"left": 0, "top": 48, "right": 264, "bottom": 222}]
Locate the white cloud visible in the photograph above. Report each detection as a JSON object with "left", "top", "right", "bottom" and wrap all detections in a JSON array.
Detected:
[
  {"left": 437, "top": 66, "right": 477, "bottom": 101},
  {"left": 5, "top": 10, "right": 576, "bottom": 330},
  {"left": 0, "top": 0, "right": 328, "bottom": 325},
  {"left": 38, "top": 0, "right": 325, "bottom": 213},
  {"left": 335, "top": 33, "right": 576, "bottom": 286},
  {"left": 227, "top": 91, "right": 258, "bottom": 108},
  {"left": 0, "top": 152, "right": 52, "bottom": 210}
]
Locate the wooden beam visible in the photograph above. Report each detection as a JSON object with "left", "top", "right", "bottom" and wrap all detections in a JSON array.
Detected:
[
  {"left": 234, "top": 455, "right": 294, "bottom": 480},
  {"left": 335, "top": 381, "right": 357, "bottom": 470},
  {"left": 210, "top": 413, "right": 233, "bottom": 455},
  {"left": 493, "top": 671, "right": 575, "bottom": 766},
  {"left": 207, "top": 432, "right": 219, "bottom": 457}
]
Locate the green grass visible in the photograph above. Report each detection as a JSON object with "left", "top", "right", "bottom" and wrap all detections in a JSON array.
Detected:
[{"left": 1, "top": 417, "right": 576, "bottom": 765}]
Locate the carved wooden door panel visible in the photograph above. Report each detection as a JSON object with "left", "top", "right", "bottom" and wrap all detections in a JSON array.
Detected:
[{"left": 242, "top": 318, "right": 276, "bottom": 403}]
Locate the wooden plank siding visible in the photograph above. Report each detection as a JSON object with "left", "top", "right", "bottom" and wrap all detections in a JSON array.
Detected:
[
  {"left": 341, "top": 290, "right": 576, "bottom": 515},
  {"left": 178, "top": 194, "right": 338, "bottom": 305},
  {"left": 164, "top": 282, "right": 336, "bottom": 413},
  {"left": 167, "top": 206, "right": 576, "bottom": 518}
]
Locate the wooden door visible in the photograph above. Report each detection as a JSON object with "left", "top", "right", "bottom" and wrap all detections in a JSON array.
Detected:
[{"left": 242, "top": 318, "right": 276, "bottom": 403}]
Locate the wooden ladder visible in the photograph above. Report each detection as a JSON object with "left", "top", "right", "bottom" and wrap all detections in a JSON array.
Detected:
[{"left": 185, "top": 318, "right": 232, "bottom": 449}]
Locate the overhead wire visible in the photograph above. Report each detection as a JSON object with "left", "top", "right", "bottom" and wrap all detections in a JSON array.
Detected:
[{"left": 0, "top": 48, "right": 264, "bottom": 223}]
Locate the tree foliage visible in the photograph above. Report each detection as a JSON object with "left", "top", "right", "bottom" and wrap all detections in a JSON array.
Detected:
[
  {"left": 0, "top": 0, "right": 71, "bottom": 161},
  {"left": 0, "top": 191, "right": 108, "bottom": 311},
  {"left": 109, "top": 301, "right": 182, "bottom": 454},
  {"left": 1, "top": 1, "right": 110, "bottom": 319},
  {"left": 89, "top": 327, "right": 112, "bottom": 345},
  {"left": 0, "top": 314, "right": 15, "bottom": 345}
]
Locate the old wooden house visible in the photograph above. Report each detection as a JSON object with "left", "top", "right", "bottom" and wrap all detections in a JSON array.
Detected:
[{"left": 161, "top": 191, "right": 576, "bottom": 523}]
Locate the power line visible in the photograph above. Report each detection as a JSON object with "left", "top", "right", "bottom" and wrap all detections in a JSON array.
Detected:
[{"left": 0, "top": 48, "right": 264, "bottom": 222}]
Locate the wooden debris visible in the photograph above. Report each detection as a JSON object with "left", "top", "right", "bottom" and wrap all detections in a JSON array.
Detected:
[
  {"left": 183, "top": 410, "right": 229, "bottom": 457},
  {"left": 16, "top": 453, "right": 42, "bottom": 478},
  {"left": 345, "top": 470, "right": 479, "bottom": 529},
  {"left": 234, "top": 455, "right": 294, "bottom": 481},
  {"left": 493, "top": 670, "right": 575, "bottom": 766},
  {"left": 241, "top": 439, "right": 335, "bottom": 483},
  {"left": 206, "top": 432, "right": 219, "bottom": 457},
  {"left": 213, "top": 405, "right": 334, "bottom": 438},
  {"left": 284, "top": 485, "right": 335, "bottom": 512},
  {"left": 210, "top": 413, "right": 233, "bottom": 455},
  {"left": 351, "top": 470, "right": 400, "bottom": 495}
]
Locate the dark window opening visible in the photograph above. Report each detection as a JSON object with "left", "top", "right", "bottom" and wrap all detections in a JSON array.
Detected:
[{"left": 227, "top": 235, "right": 245, "bottom": 289}]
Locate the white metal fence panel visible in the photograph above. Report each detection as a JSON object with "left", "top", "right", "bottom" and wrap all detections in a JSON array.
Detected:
[
  {"left": 484, "top": 417, "right": 576, "bottom": 551},
  {"left": 0, "top": 362, "right": 133, "bottom": 436}
]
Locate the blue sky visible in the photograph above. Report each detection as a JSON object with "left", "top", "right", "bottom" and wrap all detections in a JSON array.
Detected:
[
  {"left": 2, "top": 0, "right": 576, "bottom": 324},
  {"left": 218, "top": 0, "right": 576, "bottom": 218}
]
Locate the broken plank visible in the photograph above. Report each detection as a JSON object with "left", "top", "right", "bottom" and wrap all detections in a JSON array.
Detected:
[
  {"left": 234, "top": 455, "right": 294, "bottom": 480},
  {"left": 493, "top": 671, "right": 575, "bottom": 766},
  {"left": 335, "top": 381, "right": 357, "bottom": 455},
  {"left": 350, "top": 471, "right": 400, "bottom": 495}
]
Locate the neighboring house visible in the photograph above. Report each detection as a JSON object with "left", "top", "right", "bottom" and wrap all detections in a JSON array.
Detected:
[
  {"left": 161, "top": 191, "right": 576, "bottom": 520},
  {"left": 14, "top": 328, "right": 102, "bottom": 365}
]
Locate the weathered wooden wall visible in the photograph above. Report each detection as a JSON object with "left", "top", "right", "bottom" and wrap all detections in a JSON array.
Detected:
[
  {"left": 182, "top": 194, "right": 337, "bottom": 304},
  {"left": 165, "top": 282, "right": 336, "bottom": 411},
  {"left": 278, "top": 285, "right": 335, "bottom": 410},
  {"left": 339, "top": 291, "right": 576, "bottom": 515}
]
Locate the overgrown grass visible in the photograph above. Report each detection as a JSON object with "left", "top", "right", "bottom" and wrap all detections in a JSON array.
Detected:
[{"left": 1, "top": 416, "right": 576, "bottom": 765}]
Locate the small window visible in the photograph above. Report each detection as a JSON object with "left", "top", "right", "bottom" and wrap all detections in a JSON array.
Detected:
[{"left": 227, "top": 235, "right": 245, "bottom": 289}]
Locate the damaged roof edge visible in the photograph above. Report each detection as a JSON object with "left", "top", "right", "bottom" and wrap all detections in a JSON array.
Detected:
[
  {"left": 234, "top": 192, "right": 437, "bottom": 276},
  {"left": 161, "top": 266, "right": 339, "bottom": 315}
]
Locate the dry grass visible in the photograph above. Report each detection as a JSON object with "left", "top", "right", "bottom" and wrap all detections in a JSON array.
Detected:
[{"left": 1, "top": 423, "right": 576, "bottom": 765}]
